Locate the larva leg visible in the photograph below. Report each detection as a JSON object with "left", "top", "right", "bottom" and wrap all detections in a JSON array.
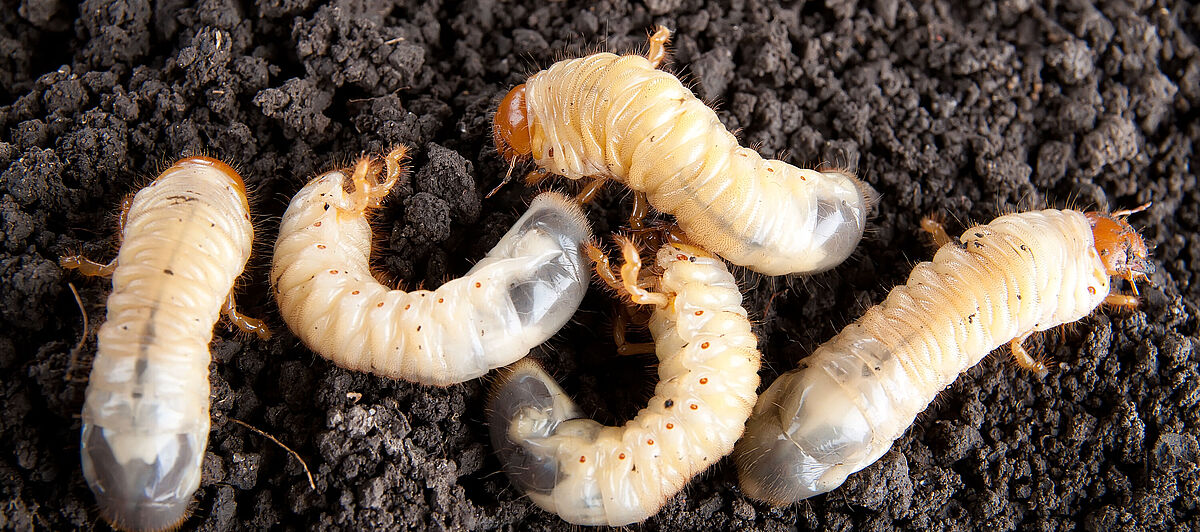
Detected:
[
  {"left": 628, "top": 191, "right": 649, "bottom": 231},
  {"left": 222, "top": 292, "right": 272, "bottom": 340},
  {"left": 575, "top": 176, "right": 608, "bottom": 204},
  {"left": 345, "top": 146, "right": 409, "bottom": 213},
  {"left": 1104, "top": 293, "right": 1141, "bottom": 309},
  {"left": 60, "top": 193, "right": 137, "bottom": 277},
  {"left": 585, "top": 242, "right": 624, "bottom": 293},
  {"left": 919, "top": 215, "right": 953, "bottom": 248},
  {"left": 524, "top": 168, "right": 552, "bottom": 187},
  {"left": 616, "top": 237, "right": 669, "bottom": 308},
  {"left": 646, "top": 26, "right": 671, "bottom": 69},
  {"left": 613, "top": 305, "right": 656, "bottom": 356},
  {"left": 1009, "top": 331, "right": 1048, "bottom": 375},
  {"left": 60, "top": 255, "right": 118, "bottom": 277}
]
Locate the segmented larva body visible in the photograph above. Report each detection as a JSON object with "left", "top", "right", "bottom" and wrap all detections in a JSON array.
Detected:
[
  {"left": 77, "top": 157, "right": 257, "bottom": 531},
  {"left": 494, "top": 27, "right": 872, "bottom": 276},
  {"left": 734, "top": 208, "right": 1154, "bottom": 505},
  {"left": 271, "top": 147, "right": 593, "bottom": 386},
  {"left": 489, "top": 242, "right": 761, "bottom": 526}
]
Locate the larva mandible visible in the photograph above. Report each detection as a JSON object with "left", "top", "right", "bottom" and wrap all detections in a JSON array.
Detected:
[
  {"left": 271, "top": 146, "right": 593, "bottom": 386},
  {"left": 61, "top": 157, "right": 270, "bottom": 532},
  {"left": 733, "top": 207, "right": 1154, "bottom": 505},
  {"left": 488, "top": 238, "right": 761, "bottom": 525},
  {"left": 493, "top": 26, "right": 873, "bottom": 276}
]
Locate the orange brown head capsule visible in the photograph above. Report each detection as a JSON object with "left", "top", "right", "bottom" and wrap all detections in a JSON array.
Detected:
[
  {"left": 494, "top": 84, "right": 532, "bottom": 162},
  {"left": 1086, "top": 205, "right": 1153, "bottom": 288}
]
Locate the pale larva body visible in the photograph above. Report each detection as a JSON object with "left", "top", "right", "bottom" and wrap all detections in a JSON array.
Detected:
[
  {"left": 271, "top": 149, "right": 592, "bottom": 386},
  {"left": 489, "top": 242, "right": 761, "bottom": 526},
  {"left": 495, "top": 28, "right": 871, "bottom": 276},
  {"left": 79, "top": 157, "right": 255, "bottom": 531},
  {"left": 734, "top": 208, "right": 1153, "bottom": 505}
]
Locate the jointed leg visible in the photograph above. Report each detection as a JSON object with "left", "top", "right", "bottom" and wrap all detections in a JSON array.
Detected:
[
  {"left": 615, "top": 237, "right": 669, "bottom": 308},
  {"left": 1009, "top": 331, "right": 1048, "bottom": 376},
  {"left": 60, "top": 255, "right": 117, "bottom": 277},
  {"left": 646, "top": 26, "right": 671, "bottom": 69},
  {"left": 61, "top": 193, "right": 137, "bottom": 276},
  {"left": 223, "top": 292, "right": 272, "bottom": 340},
  {"left": 348, "top": 146, "right": 409, "bottom": 212},
  {"left": 1104, "top": 293, "right": 1140, "bottom": 309},
  {"left": 576, "top": 176, "right": 608, "bottom": 204},
  {"left": 524, "top": 168, "right": 552, "bottom": 187},
  {"left": 919, "top": 215, "right": 953, "bottom": 249},
  {"left": 613, "top": 306, "right": 656, "bottom": 356},
  {"left": 585, "top": 242, "right": 624, "bottom": 293},
  {"left": 628, "top": 191, "right": 649, "bottom": 231}
]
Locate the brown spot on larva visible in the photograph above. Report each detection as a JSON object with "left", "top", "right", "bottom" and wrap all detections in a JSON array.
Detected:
[
  {"left": 664, "top": 399, "right": 674, "bottom": 408},
  {"left": 700, "top": 342, "right": 710, "bottom": 349},
  {"left": 579, "top": 456, "right": 586, "bottom": 463},
  {"left": 1088, "top": 286, "right": 1097, "bottom": 295},
  {"left": 766, "top": 167, "right": 774, "bottom": 172},
  {"left": 699, "top": 378, "right": 708, "bottom": 384},
  {"left": 666, "top": 423, "right": 674, "bottom": 429},
  {"left": 377, "top": 302, "right": 384, "bottom": 307},
  {"left": 351, "top": 290, "right": 360, "bottom": 295},
  {"left": 690, "top": 404, "right": 698, "bottom": 410},
  {"left": 548, "top": 147, "right": 555, "bottom": 157},
  {"left": 438, "top": 298, "right": 444, "bottom": 303},
  {"left": 647, "top": 439, "right": 654, "bottom": 445},
  {"left": 417, "top": 326, "right": 422, "bottom": 331},
  {"left": 314, "top": 221, "right": 322, "bottom": 227},
  {"left": 323, "top": 203, "right": 330, "bottom": 211},
  {"left": 163, "top": 269, "right": 174, "bottom": 275},
  {"left": 619, "top": 453, "right": 626, "bottom": 460},
  {"left": 329, "top": 270, "right": 338, "bottom": 275},
  {"left": 475, "top": 282, "right": 482, "bottom": 288},
  {"left": 694, "top": 310, "right": 703, "bottom": 316},
  {"left": 317, "top": 244, "right": 326, "bottom": 249},
  {"left": 404, "top": 304, "right": 411, "bottom": 310},
  {"left": 676, "top": 254, "right": 686, "bottom": 260}
]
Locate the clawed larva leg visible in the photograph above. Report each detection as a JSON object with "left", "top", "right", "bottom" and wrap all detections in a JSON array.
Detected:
[
  {"left": 646, "top": 26, "right": 671, "bottom": 68},
  {"left": 346, "top": 146, "right": 409, "bottom": 213},
  {"left": 613, "top": 304, "right": 656, "bottom": 356},
  {"left": 525, "top": 168, "right": 552, "bottom": 187},
  {"left": 116, "top": 193, "right": 134, "bottom": 239},
  {"left": 60, "top": 255, "right": 117, "bottom": 277},
  {"left": 1104, "top": 293, "right": 1141, "bottom": 309},
  {"left": 585, "top": 242, "right": 624, "bottom": 293},
  {"left": 919, "top": 215, "right": 953, "bottom": 249},
  {"left": 576, "top": 176, "right": 608, "bottom": 204},
  {"left": 628, "top": 191, "right": 649, "bottom": 231},
  {"left": 1009, "top": 331, "right": 1048, "bottom": 375},
  {"left": 223, "top": 292, "right": 272, "bottom": 340},
  {"left": 615, "top": 237, "right": 670, "bottom": 308},
  {"left": 60, "top": 193, "right": 137, "bottom": 276}
]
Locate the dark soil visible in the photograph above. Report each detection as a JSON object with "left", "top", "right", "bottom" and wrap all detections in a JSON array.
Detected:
[{"left": 2, "top": 0, "right": 1198, "bottom": 530}]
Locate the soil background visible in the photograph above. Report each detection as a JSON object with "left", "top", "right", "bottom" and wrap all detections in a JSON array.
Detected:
[{"left": 2, "top": 0, "right": 1199, "bottom": 530}]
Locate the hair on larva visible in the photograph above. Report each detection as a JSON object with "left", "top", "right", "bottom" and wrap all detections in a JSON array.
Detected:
[
  {"left": 271, "top": 146, "right": 595, "bottom": 386},
  {"left": 488, "top": 239, "right": 761, "bottom": 525},
  {"left": 734, "top": 207, "right": 1153, "bottom": 505},
  {"left": 493, "top": 26, "right": 874, "bottom": 276},
  {"left": 62, "top": 156, "right": 269, "bottom": 532}
]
